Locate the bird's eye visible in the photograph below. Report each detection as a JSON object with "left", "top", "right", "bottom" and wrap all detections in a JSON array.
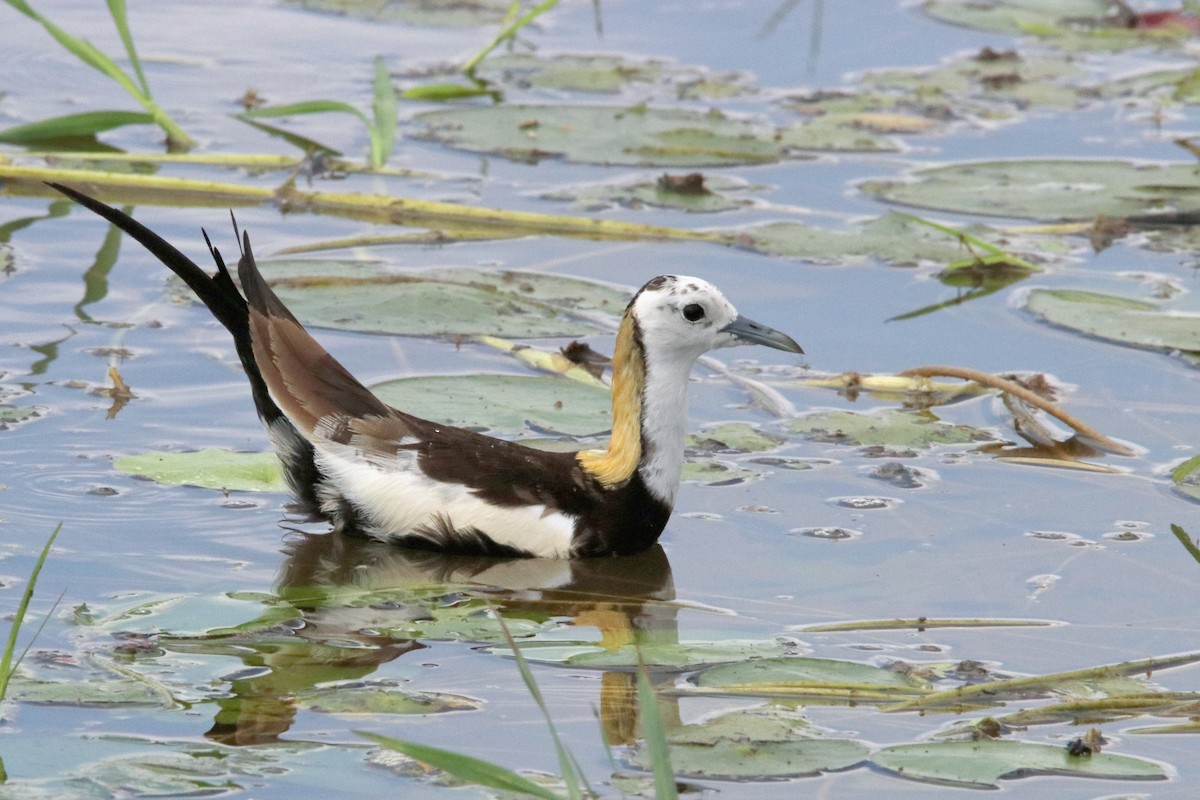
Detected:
[{"left": 682, "top": 303, "right": 706, "bottom": 322}]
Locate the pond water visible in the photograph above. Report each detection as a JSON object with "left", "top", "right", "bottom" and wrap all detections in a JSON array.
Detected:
[{"left": 3, "top": 0, "right": 1200, "bottom": 797}]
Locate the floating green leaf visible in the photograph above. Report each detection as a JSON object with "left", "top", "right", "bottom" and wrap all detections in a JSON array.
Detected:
[
  {"left": 862, "top": 160, "right": 1200, "bottom": 221},
  {"left": 497, "top": 639, "right": 791, "bottom": 670},
  {"left": 0, "top": 405, "right": 41, "bottom": 429},
  {"left": 730, "top": 213, "right": 996, "bottom": 266},
  {"left": 687, "top": 422, "right": 783, "bottom": 453},
  {"left": 296, "top": 685, "right": 478, "bottom": 715},
  {"left": 922, "top": 0, "right": 1112, "bottom": 36},
  {"left": 280, "top": 0, "right": 512, "bottom": 25},
  {"left": 1025, "top": 288, "right": 1200, "bottom": 354},
  {"left": 543, "top": 173, "right": 758, "bottom": 213},
  {"left": 679, "top": 458, "right": 761, "bottom": 486},
  {"left": 414, "top": 104, "right": 788, "bottom": 167},
  {"left": 255, "top": 261, "right": 627, "bottom": 338},
  {"left": 6, "top": 674, "right": 167, "bottom": 706},
  {"left": 371, "top": 374, "right": 610, "bottom": 437},
  {"left": 631, "top": 706, "right": 869, "bottom": 779},
  {"left": 694, "top": 656, "right": 931, "bottom": 695},
  {"left": 789, "top": 408, "right": 994, "bottom": 449},
  {"left": 865, "top": 51, "right": 1086, "bottom": 110},
  {"left": 778, "top": 115, "right": 901, "bottom": 152},
  {"left": 478, "top": 52, "right": 753, "bottom": 98},
  {"left": 871, "top": 740, "right": 1166, "bottom": 788},
  {"left": 113, "top": 449, "right": 286, "bottom": 492}
]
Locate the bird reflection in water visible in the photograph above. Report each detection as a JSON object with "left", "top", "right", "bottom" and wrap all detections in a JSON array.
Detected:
[{"left": 162, "top": 532, "right": 678, "bottom": 747}]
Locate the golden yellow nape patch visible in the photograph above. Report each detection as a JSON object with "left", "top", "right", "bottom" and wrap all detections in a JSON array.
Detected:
[{"left": 578, "top": 313, "right": 644, "bottom": 487}]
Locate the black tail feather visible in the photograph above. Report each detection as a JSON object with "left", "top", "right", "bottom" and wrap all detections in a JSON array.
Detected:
[{"left": 49, "top": 183, "right": 324, "bottom": 512}]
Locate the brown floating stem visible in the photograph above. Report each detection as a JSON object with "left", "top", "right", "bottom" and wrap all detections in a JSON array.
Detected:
[{"left": 898, "top": 364, "right": 1135, "bottom": 456}]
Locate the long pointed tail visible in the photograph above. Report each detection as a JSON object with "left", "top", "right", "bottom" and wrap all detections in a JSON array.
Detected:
[{"left": 49, "top": 183, "right": 323, "bottom": 510}]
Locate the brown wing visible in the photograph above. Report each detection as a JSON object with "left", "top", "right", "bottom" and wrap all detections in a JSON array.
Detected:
[
  {"left": 234, "top": 234, "right": 402, "bottom": 436},
  {"left": 233, "top": 234, "right": 605, "bottom": 516}
]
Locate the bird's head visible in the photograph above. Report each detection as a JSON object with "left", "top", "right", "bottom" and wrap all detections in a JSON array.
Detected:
[{"left": 627, "top": 274, "right": 802, "bottom": 361}]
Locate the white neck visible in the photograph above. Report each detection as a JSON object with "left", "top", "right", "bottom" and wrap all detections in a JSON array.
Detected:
[{"left": 636, "top": 350, "right": 695, "bottom": 506}]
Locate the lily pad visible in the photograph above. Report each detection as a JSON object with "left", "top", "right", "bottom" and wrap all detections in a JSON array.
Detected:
[
  {"left": 922, "top": 0, "right": 1190, "bottom": 50},
  {"left": 1025, "top": 288, "right": 1200, "bottom": 354},
  {"left": 871, "top": 740, "right": 1166, "bottom": 788},
  {"left": 923, "top": 0, "right": 1110, "bottom": 34},
  {"left": 542, "top": 173, "right": 759, "bottom": 213},
  {"left": 631, "top": 706, "right": 870, "bottom": 779},
  {"left": 6, "top": 674, "right": 169, "bottom": 707},
  {"left": 789, "top": 409, "right": 994, "bottom": 449},
  {"left": 0, "top": 404, "right": 41, "bottom": 429},
  {"left": 861, "top": 160, "right": 1200, "bottom": 222},
  {"left": 687, "top": 422, "right": 783, "bottom": 453},
  {"left": 730, "top": 214, "right": 1000, "bottom": 266},
  {"left": 370, "top": 374, "right": 611, "bottom": 436},
  {"left": 694, "top": 656, "right": 931, "bottom": 694},
  {"left": 413, "top": 104, "right": 788, "bottom": 167},
  {"left": 680, "top": 459, "right": 762, "bottom": 486},
  {"left": 777, "top": 115, "right": 901, "bottom": 152},
  {"left": 498, "top": 639, "right": 792, "bottom": 670},
  {"left": 113, "top": 449, "right": 286, "bottom": 492},
  {"left": 477, "top": 52, "right": 757, "bottom": 99},
  {"left": 482, "top": 52, "right": 667, "bottom": 93},
  {"left": 255, "top": 263, "right": 628, "bottom": 338},
  {"left": 864, "top": 51, "right": 1086, "bottom": 110},
  {"left": 295, "top": 684, "right": 479, "bottom": 715},
  {"left": 281, "top": 0, "right": 510, "bottom": 26}
]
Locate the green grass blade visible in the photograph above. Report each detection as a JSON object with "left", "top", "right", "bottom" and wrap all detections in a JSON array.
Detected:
[
  {"left": 1170, "top": 524, "right": 1200, "bottom": 567},
  {"left": 105, "top": 0, "right": 151, "bottom": 98},
  {"left": 235, "top": 115, "right": 342, "bottom": 157},
  {"left": 401, "top": 82, "right": 496, "bottom": 101},
  {"left": 463, "top": 0, "right": 561, "bottom": 77},
  {"left": 358, "top": 731, "right": 564, "bottom": 800},
  {"left": 635, "top": 663, "right": 678, "bottom": 800},
  {"left": 1, "top": 0, "right": 192, "bottom": 147},
  {"left": 895, "top": 212, "right": 1041, "bottom": 272},
  {"left": 0, "top": 523, "right": 61, "bottom": 701},
  {"left": 497, "top": 615, "right": 590, "bottom": 800},
  {"left": 240, "top": 99, "right": 370, "bottom": 123},
  {"left": 2, "top": 0, "right": 139, "bottom": 91},
  {"left": 371, "top": 56, "right": 398, "bottom": 168},
  {"left": 0, "top": 110, "right": 155, "bottom": 144},
  {"left": 239, "top": 100, "right": 372, "bottom": 161},
  {"left": 234, "top": 115, "right": 342, "bottom": 157}
]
